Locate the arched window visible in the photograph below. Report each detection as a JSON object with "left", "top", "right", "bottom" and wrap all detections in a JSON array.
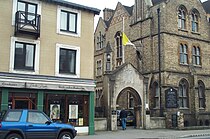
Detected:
[
  {"left": 178, "top": 6, "right": 187, "bottom": 30},
  {"left": 180, "top": 43, "right": 188, "bottom": 64},
  {"left": 191, "top": 9, "right": 199, "bottom": 32},
  {"left": 152, "top": 82, "right": 159, "bottom": 108},
  {"left": 106, "top": 53, "right": 111, "bottom": 71},
  {"left": 192, "top": 46, "right": 201, "bottom": 65},
  {"left": 115, "top": 32, "right": 123, "bottom": 66},
  {"left": 198, "top": 80, "right": 205, "bottom": 108},
  {"left": 178, "top": 79, "right": 189, "bottom": 108}
]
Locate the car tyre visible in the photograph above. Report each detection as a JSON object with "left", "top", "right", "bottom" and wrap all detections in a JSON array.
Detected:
[
  {"left": 58, "top": 131, "right": 73, "bottom": 139},
  {"left": 6, "top": 133, "right": 22, "bottom": 139}
]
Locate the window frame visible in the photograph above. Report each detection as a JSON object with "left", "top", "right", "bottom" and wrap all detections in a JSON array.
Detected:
[
  {"left": 14, "top": 41, "right": 36, "bottom": 71},
  {"left": 179, "top": 43, "right": 188, "bottom": 65},
  {"left": 191, "top": 9, "right": 199, "bottom": 33},
  {"left": 96, "top": 59, "right": 102, "bottom": 76},
  {"left": 115, "top": 32, "right": 123, "bottom": 67},
  {"left": 10, "top": 37, "right": 40, "bottom": 74},
  {"left": 178, "top": 79, "right": 189, "bottom": 108},
  {"left": 178, "top": 6, "right": 187, "bottom": 30},
  {"left": 55, "top": 43, "right": 80, "bottom": 78},
  {"left": 198, "top": 81, "right": 205, "bottom": 109},
  {"left": 57, "top": 6, "right": 81, "bottom": 37},
  {"left": 192, "top": 46, "right": 201, "bottom": 66},
  {"left": 12, "top": 0, "right": 41, "bottom": 25}
]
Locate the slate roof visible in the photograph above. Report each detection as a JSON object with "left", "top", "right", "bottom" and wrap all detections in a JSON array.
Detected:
[
  {"left": 152, "top": 0, "right": 166, "bottom": 5},
  {"left": 44, "top": 0, "right": 100, "bottom": 15},
  {"left": 202, "top": 0, "right": 210, "bottom": 14}
]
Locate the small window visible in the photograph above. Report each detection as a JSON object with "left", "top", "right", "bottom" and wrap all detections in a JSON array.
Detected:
[
  {"left": 198, "top": 80, "right": 205, "bottom": 108},
  {"left": 14, "top": 42, "right": 35, "bottom": 71},
  {"left": 59, "top": 48, "right": 76, "bottom": 74},
  {"left": 106, "top": 53, "right": 111, "bottom": 71},
  {"left": 151, "top": 82, "right": 159, "bottom": 108},
  {"left": 115, "top": 32, "right": 123, "bottom": 66},
  {"left": 178, "top": 6, "right": 187, "bottom": 30},
  {"left": 5, "top": 111, "right": 22, "bottom": 122},
  {"left": 96, "top": 60, "right": 102, "bottom": 76},
  {"left": 191, "top": 9, "right": 199, "bottom": 32},
  {"left": 179, "top": 43, "right": 188, "bottom": 64},
  {"left": 60, "top": 10, "right": 77, "bottom": 33},
  {"left": 96, "top": 32, "right": 105, "bottom": 50},
  {"left": 28, "top": 111, "right": 49, "bottom": 124},
  {"left": 192, "top": 46, "right": 201, "bottom": 65}
]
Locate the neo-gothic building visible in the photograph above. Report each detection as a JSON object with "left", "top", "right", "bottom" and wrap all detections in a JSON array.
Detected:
[{"left": 94, "top": 0, "right": 210, "bottom": 130}]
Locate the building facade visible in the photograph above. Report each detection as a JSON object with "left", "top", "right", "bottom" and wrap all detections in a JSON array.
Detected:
[
  {"left": 94, "top": 0, "right": 210, "bottom": 130},
  {"left": 0, "top": 0, "right": 100, "bottom": 135}
]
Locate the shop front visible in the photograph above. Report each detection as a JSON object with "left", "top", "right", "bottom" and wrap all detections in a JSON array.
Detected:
[{"left": 0, "top": 73, "right": 95, "bottom": 135}]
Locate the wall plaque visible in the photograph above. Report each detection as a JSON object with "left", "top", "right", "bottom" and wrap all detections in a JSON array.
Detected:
[{"left": 165, "top": 87, "right": 178, "bottom": 108}]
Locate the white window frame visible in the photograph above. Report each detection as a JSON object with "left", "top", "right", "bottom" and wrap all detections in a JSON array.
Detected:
[
  {"left": 57, "top": 6, "right": 81, "bottom": 37},
  {"left": 12, "top": 0, "right": 42, "bottom": 26},
  {"left": 55, "top": 43, "right": 80, "bottom": 78},
  {"left": 10, "top": 37, "right": 40, "bottom": 74}
]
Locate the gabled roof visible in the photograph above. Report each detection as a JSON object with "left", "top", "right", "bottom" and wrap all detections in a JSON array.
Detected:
[
  {"left": 44, "top": 0, "right": 100, "bottom": 15},
  {"left": 202, "top": 0, "right": 210, "bottom": 14}
]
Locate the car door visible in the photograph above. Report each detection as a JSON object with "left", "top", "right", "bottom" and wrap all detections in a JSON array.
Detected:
[{"left": 25, "top": 111, "right": 57, "bottom": 139}]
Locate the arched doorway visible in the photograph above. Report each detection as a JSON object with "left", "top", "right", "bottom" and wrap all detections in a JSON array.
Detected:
[{"left": 116, "top": 87, "right": 142, "bottom": 129}]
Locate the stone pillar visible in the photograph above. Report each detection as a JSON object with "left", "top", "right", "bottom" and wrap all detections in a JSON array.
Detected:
[
  {"left": 111, "top": 110, "right": 117, "bottom": 131},
  {"left": 177, "top": 112, "right": 184, "bottom": 129}
]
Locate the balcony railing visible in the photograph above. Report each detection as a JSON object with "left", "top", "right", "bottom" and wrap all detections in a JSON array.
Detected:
[{"left": 15, "top": 11, "right": 40, "bottom": 38}]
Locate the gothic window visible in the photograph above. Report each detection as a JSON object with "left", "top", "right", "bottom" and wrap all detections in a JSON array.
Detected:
[
  {"left": 96, "top": 60, "right": 102, "bottom": 76},
  {"left": 178, "top": 79, "right": 189, "bottom": 108},
  {"left": 178, "top": 6, "right": 187, "bottom": 30},
  {"left": 192, "top": 46, "right": 201, "bottom": 66},
  {"left": 97, "top": 32, "right": 105, "bottom": 50},
  {"left": 115, "top": 32, "right": 123, "bottom": 66},
  {"left": 198, "top": 80, "right": 205, "bottom": 108},
  {"left": 191, "top": 9, "right": 199, "bottom": 32},
  {"left": 152, "top": 82, "right": 159, "bottom": 108},
  {"left": 180, "top": 43, "right": 188, "bottom": 64}
]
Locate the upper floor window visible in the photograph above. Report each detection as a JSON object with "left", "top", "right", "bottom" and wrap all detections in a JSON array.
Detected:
[
  {"left": 180, "top": 43, "right": 188, "bottom": 64},
  {"left": 97, "top": 32, "right": 105, "bottom": 50},
  {"left": 115, "top": 32, "right": 123, "bottom": 66},
  {"left": 192, "top": 46, "right": 201, "bottom": 66},
  {"left": 14, "top": 42, "right": 35, "bottom": 71},
  {"left": 178, "top": 6, "right": 187, "bottom": 30},
  {"left": 10, "top": 37, "right": 40, "bottom": 74},
  {"left": 60, "top": 10, "right": 77, "bottom": 33},
  {"left": 151, "top": 82, "right": 159, "bottom": 108},
  {"left": 191, "top": 9, "right": 199, "bottom": 32},
  {"left": 57, "top": 6, "right": 81, "bottom": 37},
  {"left": 55, "top": 44, "right": 80, "bottom": 78},
  {"left": 59, "top": 48, "right": 76, "bottom": 74},
  {"left": 96, "top": 60, "right": 102, "bottom": 76},
  {"left": 18, "top": 1, "right": 37, "bottom": 23},
  {"left": 178, "top": 79, "right": 189, "bottom": 108},
  {"left": 198, "top": 80, "right": 205, "bottom": 109}
]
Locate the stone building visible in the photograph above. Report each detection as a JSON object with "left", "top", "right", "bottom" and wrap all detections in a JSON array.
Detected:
[
  {"left": 94, "top": 0, "right": 210, "bottom": 130},
  {"left": 0, "top": 0, "right": 100, "bottom": 135}
]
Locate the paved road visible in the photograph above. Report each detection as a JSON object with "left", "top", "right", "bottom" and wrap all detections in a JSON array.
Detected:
[{"left": 76, "top": 127, "right": 210, "bottom": 139}]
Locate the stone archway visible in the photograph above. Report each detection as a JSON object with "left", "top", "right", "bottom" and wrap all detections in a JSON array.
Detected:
[{"left": 116, "top": 87, "right": 142, "bottom": 129}]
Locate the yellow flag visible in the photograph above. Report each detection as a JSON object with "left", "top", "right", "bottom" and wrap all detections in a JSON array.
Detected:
[{"left": 122, "top": 32, "right": 134, "bottom": 46}]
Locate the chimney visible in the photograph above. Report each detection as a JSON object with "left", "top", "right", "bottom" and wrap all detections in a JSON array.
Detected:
[{"left": 103, "top": 8, "right": 114, "bottom": 21}]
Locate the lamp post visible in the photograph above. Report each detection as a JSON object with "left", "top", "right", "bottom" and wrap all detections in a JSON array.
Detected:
[{"left": 157, "top": 8, "right": 163, "bottom": 117}]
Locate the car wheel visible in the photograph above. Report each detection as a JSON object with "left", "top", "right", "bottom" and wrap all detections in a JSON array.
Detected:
[
  {"left": 6, "top": 133, "right": 22, "bottom": 139},
  {"left": 58, "top": 131, "right": 73, "bottom": 139}
]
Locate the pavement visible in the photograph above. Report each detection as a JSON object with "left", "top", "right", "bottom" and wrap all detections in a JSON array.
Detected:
[{"left": 76, "top": 127, "right": 210, "bottom": 139}]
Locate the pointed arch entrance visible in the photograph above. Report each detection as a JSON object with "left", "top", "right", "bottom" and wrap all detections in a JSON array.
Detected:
[{"left": 116, "top": 87, "right": 142, "bottom": 128}]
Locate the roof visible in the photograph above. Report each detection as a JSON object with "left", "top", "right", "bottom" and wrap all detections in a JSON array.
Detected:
[
  {"left": 44, "top": 0, "right": 100, "bottom": 15},
  {"left": 202, "top": 0, "right": 210, "bottom": 14},
  {"left": 124, "top": 5, "right": 134, "bottom": 16}
]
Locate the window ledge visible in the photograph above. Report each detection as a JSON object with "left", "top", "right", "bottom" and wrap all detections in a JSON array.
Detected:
[
  {"left": 179, "top": 63, "right": 188, "bottom": 66},
  {"left": 179, "top": 107, "right": 189, "bottom": 110},
  {"left": 191, "top": 31, "right": 200, "bottom": 35},
  {"left": 192, "top": 65, "right": 202, "bottom": 68},
  {"left": 178, "top": 28, "right": 188, "bottom": 32}
]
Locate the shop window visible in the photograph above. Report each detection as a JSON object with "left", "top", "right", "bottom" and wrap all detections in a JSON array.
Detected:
[
  {"left": 45, "top": 94, "right": 89, "bottom": 126},
  {"left": 178, "top": 79, "right": 189, "bottom": 108}
]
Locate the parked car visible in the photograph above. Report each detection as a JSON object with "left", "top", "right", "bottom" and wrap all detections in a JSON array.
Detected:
[
  {"left": 0, "top": 109, "right": 77, "bottom": 139},
  {"left": 117, "top": 109, "right": 135, "bottom": 126}
]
